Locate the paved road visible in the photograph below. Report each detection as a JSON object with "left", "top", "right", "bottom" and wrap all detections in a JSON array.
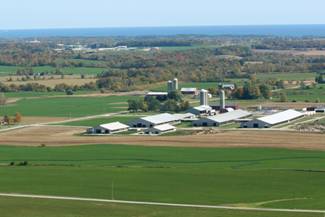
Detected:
[{"left": 0, "top": 193, "right": 324, "bottom": 214}]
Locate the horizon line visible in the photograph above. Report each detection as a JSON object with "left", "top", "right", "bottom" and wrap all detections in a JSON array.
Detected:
[{"left": 1, "top": 23, "right": 325, "bottom": 31}]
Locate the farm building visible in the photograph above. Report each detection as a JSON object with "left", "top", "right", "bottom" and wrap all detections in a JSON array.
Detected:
[
  {"left": 145, "top": 92, "right": 168, "bottom": 100},
  {"left": 193, "top": 109, "right": 252, "bottom": 127},
  {"left": 315, "top": 107, "right": 325, "bottom": 113},
  {"left": 188, "top": 105, "right": 214, "bottom": 116},
  {"left": 144, "top": 124, "right": 176, "bottom": 135},
  {"left": 173, "top": 113, "right": 197, "bottom": 121},
  {"left": 87, "top": 122, "right": 129, "bottom": 134},
  {"left": 129, "top": 113, "right": 180, "bottom": 128},
  {"left": 181, "top": 88, "right": 198, "bottom": 95},
  {"left": 241, "top": 109, "right": 304, "bottom": 128},
  {"left": 219, "top": 83, "right": 235, "bottom": 90}
]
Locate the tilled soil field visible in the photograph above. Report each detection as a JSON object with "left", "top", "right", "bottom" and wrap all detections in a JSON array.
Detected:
[{"left": 0, "top": 126, "right": 324, "bottom": 151}]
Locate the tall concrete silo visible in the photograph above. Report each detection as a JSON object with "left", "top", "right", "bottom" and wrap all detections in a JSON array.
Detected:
[
  {"left": 172, "top": 78, "right": 179, "bottom": 91},
  {"left": 200, "top": 89, "right": 209, "bottom": 106},
  {"left": 220, "top": 90, "right": 226, "bottom": 110},
  {"left": 167, "top": 80, "right": 173, "bottom": 93}
]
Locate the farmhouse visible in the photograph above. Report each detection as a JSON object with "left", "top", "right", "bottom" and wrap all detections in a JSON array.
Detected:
[
  {"left": 241, "top": 109, "right": 304, "bottom": 128},
  {"left": 129, "top": 113, "right": 180, "bottom": 128},
  {"left": 144, "top": 124, "right": 176, "bottom": 135},
  {"left": 193, "top": 109, "right": 252, "bottom": 127},
  {"left": 188, "top": 105, "right": 213, "bottom": 116},
  {"left": 181, "top": 88, "right": 198, "bottom": 95},
  {"left": 87, "top": 122, "right": 129, "bottom": 134}
]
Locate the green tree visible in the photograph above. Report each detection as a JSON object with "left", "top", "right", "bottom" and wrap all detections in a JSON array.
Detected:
[
  {"left": 145, "top": 97, "right": 161, "bottom": 111},
  {"left": 14, "top": 112, "right": 22, "bottom": 123},
  {"left": 259, "top": 84, "right": 272, "bottom": 99},
  {"left": 279, "top": 92, "right": 288, "bottom": 102},
  {"left": 161, "top": 100, "right": 179, "bottom": 112},
  {"left": 167, "top": 91, "right": 183, "bottom": 102}
]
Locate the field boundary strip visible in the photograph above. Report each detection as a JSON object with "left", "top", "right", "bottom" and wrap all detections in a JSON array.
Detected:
[{"left": 0, "top": 193, "right": 325, "bottom": 214}]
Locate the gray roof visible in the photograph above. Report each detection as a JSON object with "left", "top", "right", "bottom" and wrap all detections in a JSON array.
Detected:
[
  {"left": 206, "top": 109, "right": 252, "bottom": 124},
  {"left": 173, "top": 113, "right": 195, "bottom": 120},
  {"left": 191, "top": 105, "right": 212, "bottom": 112},
  {"left": 141, "top": 113, "right": 179, "bottom": 125},
  {"left": 257, "top": 109, "right": 304, "bottom": 125}
]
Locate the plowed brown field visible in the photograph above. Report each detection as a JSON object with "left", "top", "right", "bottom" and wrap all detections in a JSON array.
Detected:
[{"left": 0, "top": 126, "right": 324, "bottom": 150}]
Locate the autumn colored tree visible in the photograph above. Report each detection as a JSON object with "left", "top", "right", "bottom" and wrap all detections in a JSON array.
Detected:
[{"left": 15, "top": 112, "right": 22, "bottom": 123}]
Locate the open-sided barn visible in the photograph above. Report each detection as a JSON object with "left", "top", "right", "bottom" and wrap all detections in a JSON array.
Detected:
[
  {"left": 241, "top": 109, "right": 304, "bottom": 128},
  {"left": 144, "top": 124, "right": 176, "bottom": 135},
  {"left": 129, "top": 113, "right": 180, "bottom": 128},
  {"left": 87, "top": 122, "right": 129, "bottom": 134},
  {"left": 193, "top": 109, "right": 252, "bottom": 127}
]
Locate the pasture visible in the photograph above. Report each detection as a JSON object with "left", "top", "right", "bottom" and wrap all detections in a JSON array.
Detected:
[
  {"left": 0, "top": 75, "right": 96, "bottom": 88},
  {"left": 62, "top": 115, "right": 143, "bottom": 127},
  {"left": 0, "top": 197, "right": 317, "bottom": 217},
  {"left": 0, "top": 65, "right": 105, "bottom": 75},
  {"left": 275, "top": 84, "right": 325, "bottom": 102},
  {"left": 256, "top": 72, "right": 316, "bottom": 81},
  {"left": 0, "top": 95, "right": 134, "bottom": 117},
  {"left": 0, "top": 145, "right": 325, "bottom": 212}
]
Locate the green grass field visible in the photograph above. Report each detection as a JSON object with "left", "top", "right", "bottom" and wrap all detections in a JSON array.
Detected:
[
  {"left": 0, "top": 65, "right": 105, "bottom": 75},
  {"left": 2, "top": 90, "right": 99, "bottom": 98},
  {"left": 0, "top": 145, "right": 325, "bottom": 211},
  {"left": 0, "top": 96, "right": 134, "bottom": 117},
  {"left": 256, "top": 72, "right": 316, "bottom": 81},
  {"left": 1, "top": 197, "right": 318, "bottom": 217},
  {"left": 62, "top": 115, "right": 142, "bottom": 127},
  {"left": 275, "top": 84, "right": 325, "bottom": 102},
  {"left": 151, "top": 82, "right": 219, "bottom": 92}
]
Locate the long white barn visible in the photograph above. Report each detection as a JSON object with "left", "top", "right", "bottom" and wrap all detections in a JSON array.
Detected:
[
  {"left": 129, "top": 113, "right": 180, "bottom": 128},
  {"left": 241, "top": 109, "right": 304, "bottom": 128},
  {"left": 193, "top": 109, "right": 252, "bottom": 127}
]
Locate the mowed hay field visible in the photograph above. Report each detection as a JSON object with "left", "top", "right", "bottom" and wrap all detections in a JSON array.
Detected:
[
  {"left": 0, "top": 76, "right": 96, "bottom": 88},
  {"left": 0, "top": 198, "right": 319, "bottom": 217},
  {"left": 0, "top": 95, "right": 135, "bottom": 117},
  {"left": 1, "top": 145, "right": 325, "bottom": 215},
  {"left": 0, "top": 65, "right": 105, "bottom": 75}
]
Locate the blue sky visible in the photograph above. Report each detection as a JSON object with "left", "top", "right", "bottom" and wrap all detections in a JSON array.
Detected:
[{"left": 1, "top": 0, "right": 324, "bottom": 29}]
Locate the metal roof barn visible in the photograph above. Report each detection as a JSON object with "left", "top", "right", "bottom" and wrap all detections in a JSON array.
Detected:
[
  {"left": 87, "top": 122, "right": 129, "bottom": 134},
  {"left": 173, "top": 113, "right": 196, "bottom": 121},
  {"left": 144, "top": 124, "right": 176, "bottom": 135},
  {"left": 257, "top": 109, "right": 304, "bottom": 125},
  {"left": 241, "top": 109, "right": 304, "bottom": 128},
  {"left": 193, "top": 109, "right": 252, "bottom": 127},
  {"left": 206, "top": 109, "right": 252, "bottom": 124},
  {"left": 188, "top": 105, "right": 213, "bottom": 115},
  {"left": 129, "top": 113, "right": 180, "bottom": 128}
]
